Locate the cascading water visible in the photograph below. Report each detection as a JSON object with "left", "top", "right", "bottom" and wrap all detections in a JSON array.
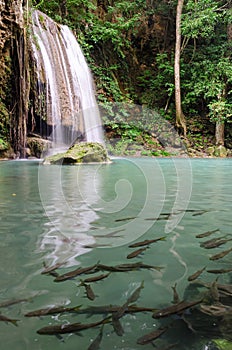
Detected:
[{"left": 31, "top": 10, "right": 104, "bottom": 153}]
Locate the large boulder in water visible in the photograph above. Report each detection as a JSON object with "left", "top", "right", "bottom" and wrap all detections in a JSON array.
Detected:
[{"left": 43, "top": 142, "right": 110, "bottom": 165}]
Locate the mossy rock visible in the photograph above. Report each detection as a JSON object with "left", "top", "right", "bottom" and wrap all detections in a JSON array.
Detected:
[
  {"left": 43, "top": 142, "right": 110, "bottom": 165},
  {"left": 206, "top": 145, "right": 228, "bottom": 157},
  {"left": 214, "top": 145, "right": 227, "bottom": 158},
  {"left": 27, "top": 136, "right": 52, "bottom": 158},
  {"left": 213, "top": 339, "right": 232, "bottom": 350}
]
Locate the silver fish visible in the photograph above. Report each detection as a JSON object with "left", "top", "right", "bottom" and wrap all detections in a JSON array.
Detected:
[
  {"left": 210, "top": 247, "right": 232, "bottom": 261},
  {"left": 195, "top": 229, "right": 220, "bottom": 238},
  {"left": 137, "top": 326, "right": 168, "bottom": 345},
  {"left": 127, "top": 247, "right": 147, "bottom": 259},
  {"left": 152, "top": 299, "right": 202, "bottom": 318},
  {"left": 0, "top": 314, "right": 19, "bottom": 326},
  {"left": 112, "top": 315, "right": 124, "bottom": 336},
  {"left": 188, "top": 267, "right": 206, "bottom": 281},
  {"left": 128, "top": 236, "right": 166, "bottom": 248},
  {"left": 54, "top": 262, "right": 99, "bottom": 282},
  {"left": 37, "top": 317, "right": 111, "bottom": 335},
  {"left": 80, "top": 281, "right": 96, "bottom": 301},
  {"left": 207, "top": 267, "right": 232, "bottom": 274},
  {"left": 87, "top": 325, "right": 104, "bottom": 350},
  {"left": 171, "top": 283, "right": 180, "bottom": 304}
]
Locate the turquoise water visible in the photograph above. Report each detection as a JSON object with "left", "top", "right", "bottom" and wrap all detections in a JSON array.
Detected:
[{"left": 0, "top": 158, "right": 231, "bottom": 349}]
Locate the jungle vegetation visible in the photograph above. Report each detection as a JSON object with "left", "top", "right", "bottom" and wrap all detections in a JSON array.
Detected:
[{"left": 0, "top": 0, "right": 232, "bottom": 156}]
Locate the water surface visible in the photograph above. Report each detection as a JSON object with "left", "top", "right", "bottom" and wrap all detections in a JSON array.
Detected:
[{"left": 0, "top": 158, "right": 231, "bottom": 349}]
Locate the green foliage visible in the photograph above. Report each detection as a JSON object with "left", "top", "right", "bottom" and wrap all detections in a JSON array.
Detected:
[
  {"left": 209, "top": 100, "right": 232, "bottom": 123},
  {"left": 182, "top": 0, "right": 223, "bottom": 38},
  {"left": 28, "top": 0, "right": 232, "bottom": 151}
]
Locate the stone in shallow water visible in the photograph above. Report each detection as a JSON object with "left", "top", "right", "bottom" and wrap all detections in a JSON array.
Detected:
[{"left": 43, "top": 142, "right": 110, "bottom": 164}]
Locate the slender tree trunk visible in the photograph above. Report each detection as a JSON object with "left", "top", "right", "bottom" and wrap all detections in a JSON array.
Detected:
[
  {"left": 59, "top": 0, "right": 67, "bottom": 19},
  {"left": 174, "top": 0, "right": 186, "bottom": 136},
  {"left": 215, "top": 122, "right": 224, "bottom": 146},
  {"left": 215, "top": 13, "right": 232, "bottom": 146}
]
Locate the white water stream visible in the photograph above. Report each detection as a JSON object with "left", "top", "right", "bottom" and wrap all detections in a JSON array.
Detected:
[{"left": 31, "top": 10, "right": 104, "bottom": 152}]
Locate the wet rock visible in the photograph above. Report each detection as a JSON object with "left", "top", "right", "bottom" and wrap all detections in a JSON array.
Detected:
[
  {"left": 27, "top": 137, "right": 52, "bottom": 158},
  {"left": 43, "top": 142, "right": 110, "bottom": 165}
]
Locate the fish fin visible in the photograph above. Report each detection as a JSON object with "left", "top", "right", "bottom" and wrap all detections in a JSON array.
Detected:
[
  {"left": 152, "top": 266, "right": 164, "bottom": 271},
  {"left": 55, "top": 334, "right": 65, "bottom": 342},
  {"left": 73, "top": 305, "right": 82, "bottom": 312}
]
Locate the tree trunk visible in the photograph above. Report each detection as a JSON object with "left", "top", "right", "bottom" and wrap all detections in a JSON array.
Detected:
[
  {"left": 215, "top": 11, "right": 232, "bottom": 147},
  {"left": 59, "top": 0, "right": 67, "bottom": 19},
  {"left": 174, "top": 0, "right": 186, "bottom": 136},
  {"left": 215, "top": 121, "right": 224, "bottom": 146}
]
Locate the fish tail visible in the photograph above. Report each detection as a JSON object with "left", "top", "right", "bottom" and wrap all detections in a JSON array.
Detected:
[
  {"left": 102, "top": 316, "right": 112, "bottom": 324},
  {"left": 11, "top": 319, "right": 19, "bottom": 327},
  {"left": 73, "top": 305, "right": 82, "bottom": 312}
]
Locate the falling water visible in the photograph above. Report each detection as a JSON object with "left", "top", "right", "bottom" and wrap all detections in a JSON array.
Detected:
[{"left": 31, "top": 10, "right": 104, "bottom": 152}]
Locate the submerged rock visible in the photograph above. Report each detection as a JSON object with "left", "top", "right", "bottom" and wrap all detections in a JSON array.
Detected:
[{"left": 43, "top": 142, "right": 110, "bottom": 165}]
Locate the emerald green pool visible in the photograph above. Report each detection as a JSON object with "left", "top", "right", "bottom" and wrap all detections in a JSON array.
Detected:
[{"left": 0, "top": 158, "right": 231, "bottom": 350}]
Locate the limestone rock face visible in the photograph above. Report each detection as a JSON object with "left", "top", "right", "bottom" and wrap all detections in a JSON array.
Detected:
[{"left": 43, "top": 142, "right": 110, "bottom": 165}]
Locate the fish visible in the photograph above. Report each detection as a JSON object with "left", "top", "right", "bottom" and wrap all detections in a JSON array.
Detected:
[
  {"left": 97, "top": 262, "right": 163, "bottom": 272},
  {"left": 75, "top": 304, "right": 156, "bottom": 316},
  {"left": 127, "top": 281, "right": 144, "bottom": 304},
  {"left": 80, "top": 281, "right": 96, "bottom": 301},
  {"left": 24, "top": 305, "right": 82, "bottom": 317},
  {"left": 171, "top": 283, "right": 180, "bottom": 304},
  {"left": 115, "top": 217, "right": 136, "bottom": 222},
  {"left": 210, "top": 278, "right": 220, "bottom": 303},
  {"left": 136, "top": 326, "right": 168, "bottom": 345},
  {"left": 126, "top": 247, "right": 148, "bottom": 259},
  {"left": 207, "top": 267, "right": 232, "bottom": 274},
  {"left": 0, "top": 298, "right": 31, "bottom": 308},
  {"left": 113, "top": 281, "right": 144, "bottom": 320},
  {"left": 128, "top": 236, "right": 166, "bottom": 248},
  {"left": 87, "top": 325, "right": 104, "bottom": 350},
  {"left": 41, "top": 261, "right": 66, "bottom": 274},
  {"left": 195, "top": 229, "right": 220, "bottom": 238},
  {"left": 187, "top": 267, "right": 206, "bottom": 281},
  {"left": 93, "top": 229, "right": 125, "bottom": 238},
  {"left": 82, "top": 272, "right": 111, "bottom": 283},
  {"left": 54, "top": 262, "right": 99, "bottom": 282},
  {"left": 192, "top": 210, "right": 208, "bottom": 217},
  {"left": 37, "top": 317, "right": 111, "bottom": 335},
  {"left": 190, "top": 280, "right": 232, "bottom": 296},
  {"left": 145, "top": 216, "right": 169, "bottom": 221},
  {"left": 115, "top": 262, "right": 163, "bottom": 271},
  {"left": 200, "top": 235, "right": 230, "bottom": 249},
  {"left": 200, "top": 303, "right": 232, "bottom": 316},
  {"left": 210, "top": 247, "right": 232, "bottom": 261},
  {"left": 0, "top": 314, "right": 19, "bottom": 326},
  {"left": 112, "top": 314, "right": 124, "bottom": 336},
  {"left": 152, "top": 299, "right": 202, "bottom": 319}
]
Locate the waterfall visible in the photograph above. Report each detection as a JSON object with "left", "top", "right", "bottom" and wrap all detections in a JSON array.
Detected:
[{"left": 31, "top": 10, "right": 104, "bottom": 153}]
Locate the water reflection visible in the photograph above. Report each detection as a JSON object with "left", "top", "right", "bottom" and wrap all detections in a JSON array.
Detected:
[{"left": 38, "top": 164, "right": 101, "bottom": 267}]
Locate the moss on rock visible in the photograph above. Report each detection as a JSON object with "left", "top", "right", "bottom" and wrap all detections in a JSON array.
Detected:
[{"left": 43, "top": 142, "right": 110, "bottom": 165}]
